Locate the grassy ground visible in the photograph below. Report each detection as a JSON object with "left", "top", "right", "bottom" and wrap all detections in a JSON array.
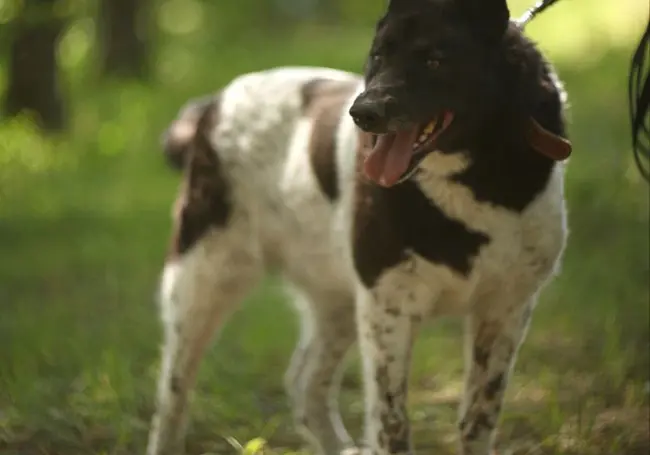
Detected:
[{"left": 1, "top": 1, "right": 649, "bottom": 454}]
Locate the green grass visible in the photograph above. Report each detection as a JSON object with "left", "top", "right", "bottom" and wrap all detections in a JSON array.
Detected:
[{"left": 1, "top": 2, "right": 649, "bottom": 454}]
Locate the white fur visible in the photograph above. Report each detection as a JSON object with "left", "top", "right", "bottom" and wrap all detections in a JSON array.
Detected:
[{"left": 147, "top": 66, "right": 568, "bottom": 455}]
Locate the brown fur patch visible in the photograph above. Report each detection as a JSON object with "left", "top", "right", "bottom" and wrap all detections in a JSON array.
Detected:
[
  {"left": 168, "top": 96, "right": 232, "bottom": 258},
  {"left": 302, "top": 78, "right": 359, "bottom": 201}
]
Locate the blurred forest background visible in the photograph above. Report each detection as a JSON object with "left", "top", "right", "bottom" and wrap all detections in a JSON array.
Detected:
[{"left": 0, "top": 0, "right": 648, "bottom": 454}]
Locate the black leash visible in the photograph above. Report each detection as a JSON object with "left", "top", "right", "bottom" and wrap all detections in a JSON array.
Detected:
[
  {"left": 628, "top": 18, "right": 650, "bottom": 183},
  {"left": 517, "top": 0, "right": 650, "bottom": 183}
]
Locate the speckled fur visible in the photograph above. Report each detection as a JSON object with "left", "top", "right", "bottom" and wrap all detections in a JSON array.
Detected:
[{"left": 146, "top": 66, "right": 568, "bottom": 455}]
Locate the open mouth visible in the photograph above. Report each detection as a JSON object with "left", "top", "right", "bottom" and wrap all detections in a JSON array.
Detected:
[{"left": 363, "top": 111, "right": 454, "bottom": 187}]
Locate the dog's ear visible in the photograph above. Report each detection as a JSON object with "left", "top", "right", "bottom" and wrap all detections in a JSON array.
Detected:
[
  {"left": 460, "top": 0, "right": 510, "bottom": 42},
  {"left": 161, "top": 96, "right": 215, "bottom": 170}
]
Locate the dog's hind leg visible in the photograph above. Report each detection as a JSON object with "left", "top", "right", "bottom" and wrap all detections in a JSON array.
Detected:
[
  {"left": 146, "top": 223, "right": 261, "bottom": 455},
  {"left": 285, "top": 288, "right": 357, "bottom": 455},
  {"left": 458, "top": 296, "right": 534, "bottom": 455},
  {"left": 147, "top": 94, "right": 263, "bottom": 455}
]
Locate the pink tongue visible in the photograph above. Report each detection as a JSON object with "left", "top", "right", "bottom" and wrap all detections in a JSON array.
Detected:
[{"left": 363, "top": 128, "right": 419, "bottom": 186}]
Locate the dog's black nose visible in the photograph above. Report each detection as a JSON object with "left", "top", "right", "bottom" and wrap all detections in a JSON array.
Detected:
[
  {"left": 349, "top": 95, "right": 395, "bottom": 132},
  {"left": 350, "top": 102, "right": 383, "bottom": 132}
]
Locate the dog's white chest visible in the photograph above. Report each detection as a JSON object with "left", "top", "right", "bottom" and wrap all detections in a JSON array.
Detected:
[{"left": 413, "top": 151, "right": 567, "bottom": 295}]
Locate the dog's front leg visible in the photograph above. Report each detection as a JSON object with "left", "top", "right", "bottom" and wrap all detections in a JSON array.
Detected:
[
  {"left": 354, "top": 282, "right": 427, "bottom": 455},
  {"left": 458, "top": 298, "right": 534, "bottom": 455}
]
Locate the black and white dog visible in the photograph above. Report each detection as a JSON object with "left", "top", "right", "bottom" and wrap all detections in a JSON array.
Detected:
[{"left": 146, "top": 0, "right": 572, "bottom": 454}]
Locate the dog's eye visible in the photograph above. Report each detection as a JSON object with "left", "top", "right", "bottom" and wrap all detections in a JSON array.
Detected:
[{"left": 426, "top": 58, "right": 441, "bottom": 70}]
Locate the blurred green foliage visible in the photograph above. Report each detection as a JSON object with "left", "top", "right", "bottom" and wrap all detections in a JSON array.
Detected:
[{"left": 0, "top": 0, "right": 648, "bottom": 454}]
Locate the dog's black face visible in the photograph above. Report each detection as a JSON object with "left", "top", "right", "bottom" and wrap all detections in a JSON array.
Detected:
[{"left": 350, "top": 0, "right": 517, "bottom": 186}]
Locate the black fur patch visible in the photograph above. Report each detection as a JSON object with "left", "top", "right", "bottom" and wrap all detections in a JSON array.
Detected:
[
  {"left": 473, "top": 343, "right": 490, "bottom": 370},
  {"left": 484, "top": 372, "right": 505, "bottom": 400},
  {"left": 352, "top": 158, "right": 490, "bottom": 287}
]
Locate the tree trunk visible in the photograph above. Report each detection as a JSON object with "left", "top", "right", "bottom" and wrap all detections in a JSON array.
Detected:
[
  {"left": 3, "top": 0, "right": 66, "bottom": 132},
  {"left": 99, "top": 0, "right": 149, "bottom": 79}
]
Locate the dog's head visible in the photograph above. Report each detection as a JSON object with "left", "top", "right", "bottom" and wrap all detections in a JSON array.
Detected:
[{"left": 350, "top": 0, "right": 567, "bottom": 186}]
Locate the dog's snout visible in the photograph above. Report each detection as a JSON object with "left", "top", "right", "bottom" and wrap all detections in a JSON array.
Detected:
[
  {"left": 349, "top": 101, "right": 384, "bottom": 132},
  {"left": 349, "top": 93, "right": 396, "bottom": 133}
]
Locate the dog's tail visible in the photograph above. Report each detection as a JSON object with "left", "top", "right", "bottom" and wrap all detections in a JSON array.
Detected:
[{"left": 161, "top": 94, "right": 220, "bottom": 171}]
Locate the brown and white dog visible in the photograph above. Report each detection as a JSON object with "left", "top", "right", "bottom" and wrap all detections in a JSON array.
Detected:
[{"left": 146, "top": 0, "right": 572, "bottom": 454}]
